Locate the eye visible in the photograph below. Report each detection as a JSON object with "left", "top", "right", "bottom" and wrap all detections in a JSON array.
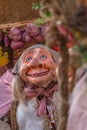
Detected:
[
  {"left": 26, "top": 57, "right": 32, "bottom": 62},
  {"left": 40, "top": 55, "right": 47, "bottom": 59}
]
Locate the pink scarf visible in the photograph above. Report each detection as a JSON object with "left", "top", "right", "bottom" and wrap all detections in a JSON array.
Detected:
[{"left": 25, "top": 82, "right": 58, "bottom": 117}]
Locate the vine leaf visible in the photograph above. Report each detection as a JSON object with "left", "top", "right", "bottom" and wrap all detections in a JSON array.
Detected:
[
  {"left": 45, "top": 10, "right": 51, "bottom": 17},
  {"left": 32, "top": 2, "right": 43, "bottom": 10}
]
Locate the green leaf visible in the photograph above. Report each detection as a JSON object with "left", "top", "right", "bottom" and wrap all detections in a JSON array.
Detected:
[
  {"left": 32, "top": 3, "right": 40, "bottom": 10},
  {"left": 34, "top": 17, "right": 45, "bottom": 26},
  {"left": 45, "top": 10, "right": 51, "bottom": 17},
  {"left": 32, "top": 2, "right": 44, "bottom": 10}
]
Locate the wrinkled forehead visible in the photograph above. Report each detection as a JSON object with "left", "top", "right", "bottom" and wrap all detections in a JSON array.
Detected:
[{"left": 21, "top": 48, "right": 53, "bottom": 60}]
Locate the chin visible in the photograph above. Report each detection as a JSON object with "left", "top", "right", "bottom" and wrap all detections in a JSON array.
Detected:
[{"left": 27, "top": 75, "right": 56, "bottom": 87}]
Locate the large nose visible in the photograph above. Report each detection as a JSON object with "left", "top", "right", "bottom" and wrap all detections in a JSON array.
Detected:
[{"left": 29, "top": 57, "right": 42, "bottom": 68}]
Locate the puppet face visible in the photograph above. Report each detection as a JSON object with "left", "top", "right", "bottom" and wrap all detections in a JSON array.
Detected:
[{"left": 19, "top": 48, "right": 57, "bottom": 87}]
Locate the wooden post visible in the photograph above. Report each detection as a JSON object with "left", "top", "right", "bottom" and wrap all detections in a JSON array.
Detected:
[
  {"left": 58, "top": 34, "right": 69, "bottom": 130},
  {"left": 39, "top": 1, "right": 69, "bottom": 130}
]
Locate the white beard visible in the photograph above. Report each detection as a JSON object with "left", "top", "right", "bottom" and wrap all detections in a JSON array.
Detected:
[{"left": 16, "top": 98, "right": 43, "bottom": 130}]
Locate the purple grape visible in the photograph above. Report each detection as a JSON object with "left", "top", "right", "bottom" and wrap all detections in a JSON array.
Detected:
[
  {"left": 9, "top": 33, "right": 22, "bottom": 42},
  {"left": 9, "top": 27, "right": 22, "bottom": 41},
  {"left": 22, "top": 31, "right": 31, "bottom": 43},
  {"left": 10, "top": 27, "right": 21, "bottom": 35},
  {"left": 4, "top": 35, "right": 10, "bottom": 47},
  {"left": 10, "top": 40, "right": 25, "bottom": 50},
  {"left": 34, "top": 34, "right": 45, "bottom": 42},
  {"left": 26, "top": 23, "right": 39, "bottom": 37}
]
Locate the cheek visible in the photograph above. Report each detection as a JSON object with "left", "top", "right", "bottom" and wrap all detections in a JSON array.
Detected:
[
  {"left": 19, "top": 64, "right": 29, "bottom": 80},
  {"left": 49, "top": 61, "right": 58, "bottom": 75},
  {"left": 46, "top": 60, "right": 57, "bottom": 69},
  {"left": 27, "top": 73, "right": 54, "bottom": 86}
]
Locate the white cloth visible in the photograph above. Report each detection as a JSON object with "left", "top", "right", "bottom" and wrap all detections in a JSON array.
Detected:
[{"left": 17, "top": 98, "right": 43, "bottom": 130}]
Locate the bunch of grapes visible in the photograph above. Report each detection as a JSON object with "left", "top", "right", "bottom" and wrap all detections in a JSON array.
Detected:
[{"left": 8, "top": 23, "right": 47, "bottom": 50}]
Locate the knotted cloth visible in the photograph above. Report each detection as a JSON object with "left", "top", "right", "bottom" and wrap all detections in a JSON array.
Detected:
[{"left": 25, "top": 81, "right": 58, "bottom": 117}]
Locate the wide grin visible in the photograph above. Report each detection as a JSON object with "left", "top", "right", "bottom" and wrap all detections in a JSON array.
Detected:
[{"left": 26, "top": 71, "right": 50, "bottom": 77}]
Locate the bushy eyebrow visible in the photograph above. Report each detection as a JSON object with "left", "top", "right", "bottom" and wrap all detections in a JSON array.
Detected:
[
  {"left": 22, "top": 48, "right": 52, "bottom": 60},
  {"left": 22, "top": 50, "right": 36, "bottom": 58}
]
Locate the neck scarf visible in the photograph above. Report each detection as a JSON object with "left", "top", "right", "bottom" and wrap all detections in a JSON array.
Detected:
[{"left": 25, "top": 81, "right": 58, "bottom": 116}]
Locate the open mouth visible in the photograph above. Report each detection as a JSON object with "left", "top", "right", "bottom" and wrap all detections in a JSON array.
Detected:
[{"left": 26, "top": 71, "right": 49, "bottom": 77}]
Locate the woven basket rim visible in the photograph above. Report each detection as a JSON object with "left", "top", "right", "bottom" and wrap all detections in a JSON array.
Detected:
[{"left": 0, "top": 19, "right": 35, "bottom": 30}]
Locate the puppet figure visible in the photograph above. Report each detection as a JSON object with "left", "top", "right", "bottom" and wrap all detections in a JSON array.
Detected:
[
  {"left": 0, "top": 44, "right": 82, "bottom": 130},
  {"left": 11, "top": 44, "right": 59, "bottom": 130}
]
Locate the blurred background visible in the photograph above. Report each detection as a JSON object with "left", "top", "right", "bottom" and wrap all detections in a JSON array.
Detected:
[{"left": 0, "top": 0, "right": 40, "bottom": 24}]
